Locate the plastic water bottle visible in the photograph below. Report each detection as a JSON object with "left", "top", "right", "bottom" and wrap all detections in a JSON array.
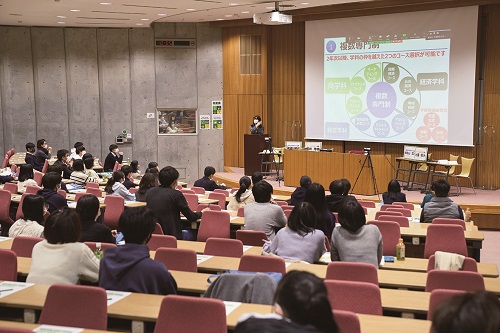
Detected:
[
  {"left": 94, "top": 242, "right": 103, "bottom": 260},
  {"left": 465, "top": 207, "right": 471, "bottom": 222},
  {"left": 396, "top": 238, "right": 405, "bottom": 261}
]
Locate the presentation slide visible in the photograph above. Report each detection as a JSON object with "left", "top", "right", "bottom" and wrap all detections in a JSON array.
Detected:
[{"left": 305, "top": 7, "right": 478, "bottom": 146}]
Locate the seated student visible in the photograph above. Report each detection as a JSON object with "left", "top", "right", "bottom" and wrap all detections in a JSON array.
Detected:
[
  {"left": 68, "top": 142, "right": 84, "bottom": 163},
  {"left": 27, "top": 208, "right": 100, "bottom": 285},
  {"left": 53, "top": 149, "right": 73, "bottom": 179},
  {"left": 304, "top": 183, "right": 335, "bottom": 239},
  {"left": 330, "top": 199, "right": 382, "bottom": 267},
  {"left": 135, "top": 173, "right": 158, "bottom": 202},
  {"left": 421, "top": 192, "right": 434, "bottom": 208},
  {"left": 17, "top": 164, "right": 38, "bottom": 188},
  {"left": 193, "top": 166, "right": 226, "bottom": 191},
  {"left": 84, "top": 157, "right": 100, "bottom": 180},
  {"left": 26, "top": 208, "right": 99, "bottom": 284},
  {"left": 147, "top": 161, "right": 159, "bottom": 171},
  {"left": 37, "top": 172, "right": 68, "bottom": 213},
  {"left": 70, "top": 160, "right": 99, "bottom": 185},
  {"left": 243, "top": 181, "right": 287, "bottom": 241},
  {"left": 24, "top": 142, "right": 36, "bottom": 168},
  {"left": 235, "top": 271, "right": 338, "bottom": 333},
  {"left": 340, "top": 178, "right": 351, "bottom": 196},
  {"left": 9, "top": 194, "right": 45, "bottom": 238},
  {"left": 227, "top": 176, "right": 254, "bottom": 211},
  {"left": 99, "top": 208, "right": 177, "bottom": 295},
  {"left": 263, "top": 202, "right": 326, "bottom": 264},
  {"left": 146, "top": 166, "right": 202, "bottom": 240},
  {"left": 121, "top": 165, "right": 136, "bottom": 189},
  {"left": 290, "top": 176, "right": 312, "bottom": 206},
  {"left": 130, "top": 160, "right": 142, "bottom": 179},
  {"left": 252, "top": 171, "right": 263, "bottom": 186},
  {"left": 103, "top": 144, "right": 123, "bottom": 172},
  {"left": 104, "top": 170, "right": 135, "bottom": 201},
  {"left": 33, "top": 139, "right": 52, "bottom": 171},
  {"left": 76, "top": 194, "right": 114, "bottom": 244},
  {"left": 420, "top": 179, "right": 464, "bottom": 222},
  {"left": 72, "top": 145, "right": 86, "bottom": 161},
  {"left": 46, "top": 165, "right": 69, "bottom": 193},
  {"left": 382, "top": 179, "right": 407, "bottom": 204},
  {"left": 431, "top": 291, "right": 500, "bottom": 333},
  {"left": 326, "top": 179, "right": 347, "bottom": 213}
]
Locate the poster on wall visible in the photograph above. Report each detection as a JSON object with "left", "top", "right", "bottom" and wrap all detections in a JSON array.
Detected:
[
  {"left": 212, "top": 115, "right": 223, "bottom": 129},
  {"left": 212, "top": 101, "right": 222, "bottom": 115},
  {"left": 157, "top": 109, "right": 197, "bottom": 135},
  {"left": 200, "top": 115, "right": 211, "bottom": 129}
]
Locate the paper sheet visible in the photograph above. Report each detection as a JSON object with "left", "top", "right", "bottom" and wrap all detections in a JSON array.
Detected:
[
  {"left": 0, "top": 281, "right": 34, "bottom": 299},
  {"left": 242, "top": 245, "right": 253, "bottom": 252},
  {"left": 196, "top": 254, "right": 213, "bottom": 264},
  {"left": 106, "top": 290, "right": 132, "bottom": 306},
  {"left": 34, "top": 325, "right": 84, "bottom": 333},
  {"left": 223, "top": 301, "right": 242, "bottom": 315},
  {"left": 0, "top": 236, "right": 11, "bottom": 242}
]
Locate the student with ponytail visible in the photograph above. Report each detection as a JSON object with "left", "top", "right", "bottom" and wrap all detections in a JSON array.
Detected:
[
  {"left": 105, "top": 170, "right": 135, "bottom": 201},
  {"left": 227, "top": 176, "right": 255, "bottom": 211}
]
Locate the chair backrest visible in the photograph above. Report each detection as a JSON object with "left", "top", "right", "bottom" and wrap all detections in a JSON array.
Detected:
[
  {"left": 181, "top": 189, "right": 196, "bottom": 195},
  {"left": 275, "top": 200, "right": 287, "bottom": 206},
  {"left": 86, "top": 187, "right": 103, "bottom": 197},
  {"left": 358, "top": 200, "right": 376, "bottom": 208},
  {"left": 153, "top": 223, "right": 164, "bottom": 235},
  {"left": 33, "top": 171, "right": 44, "bottom": 187},
  {"left": 332, "top": 310, "right": 361, "bottom": 333},
  {"left": 0, "top": 249, "right": 17, "bottom": 281},
  {"left": 230, "top": 188, "right": 238, "bottom": 194},
  {"left": 424, "top": 224, "right": 468, "bottom": 258},
  {"left": 280, "top": 205, "right": 294, "bottom": 211},
  {"left": 325, "top": 280, "right": 383, "bottom": 315},
  {"left": 41, "top": 159, "right": 49, "bottom": 174},
  {"left": 324, "top": 235, "right": 331, "bottom": 252},
  {"left": 74, "top": 192, "right": 86, "bottom": 202},
  {"left": 427, "top": 289, "right": 466, "bottom": 320},
  {"left": 183, "top": 193, "right": 199, "bottom": 211},
  {"left": 10, "top": 163, "right": 17, "bottom": 174},
  {"left": 386, "top": 207, "right": 412, "bottom": 217},
  {"left": 3, "top": 182, "right": 18, "bottom": 194},
  {"left": 432, "top": 218, "right": 466, "bottom": 230},
  {"left": 367, "top": 220, "right": 401, "bottom": 256},
  {"left": 214, "top": 189, "right": 229, "bottom": 197},
  {"left": 83, "top": 242, "right": 117, "bottom": 253},
  {"left": 425, "top": 270, "right": 485, "bottom": 292},
  {"left": 197, "top": 210, "right": 231, "bottom": 242},
  {"left": 204, "top": 237, "right": 243, "bottom": 258},
  {"left": 0, "top": 327, "right": 32, "bottom": 333},
  {"left": 190, "top": 186, "right": 205, "bottom": 194},
  {"left": 147, "top": 234, "right": 178, "bottom": 251},
  {"left": 175, "top": 185, "right": 183, "bottom": 190},
  {"left": 39, "top": 284, "right": 107, "bottom": 330},
  {"left": 459, "top": 157, "right": 475, "bottom": 177},
  {"left": 392, "top": 202, "right": 414, "bottom": 210},
  {"left": 325, "top": 261, "right": 379, "bottom": 285},
  {"left": 11, "top": 236, "right": 44, "bottom": 258},
  {"left": 208, "top": 192, "right": 226, "bottom": 209},
  {"left": 57, "top": 189, "right": 67, "bottom": 198},
  {"left": 25, "top": 185, "right": 40, "bottom": 195},
  {"left": 112, "top": 161, "right": 120, "bottom": 172},
  {"left": 427, "top": 254, "right": 478, "bottom": 272},
  {"left": 236, "top": 230, "right": 268, "bottom": 246},
  {"left": 0, "top": 190, "right": 14, "bottom": 225},
  {"left": 284, "top": 209, "right": 292, "bottom": 219},
  {"left": 103, "top": 195, "right": 125, "bottom": 228},
  {"left": 1, "top": 156, "right": 9, "bottom": 169},
  {"left": 374, "top": 211, "right": 404, "bottom": 220},
  {"left": 238, "top": 254, "right": 286, "bottom": 275},
  {"left": 15, "top": 193, "right": 30, "bottom": 220},
  {"left": 154, "top": 295, "right": 227, "bottom": 333},
  {"left": 378, "top": 214, "right": 410, "bottom": 227},
  {"left": 196, "top": 204, "right": 222, "bottom": 211},
  {"left": 380, "top": 204, "right": 403, "bottom": 211},
  {"left": 86, "top": 182, "right": 100, "bottom": 189},
  {"left": 154, "top": 248, "right": 198, "bottom": 272},
  {"left": 237, "top": 207, "right": 245, "bottom": 217},
  {"left": 448, "top": 154, "right": 459, "bottom": 175}
]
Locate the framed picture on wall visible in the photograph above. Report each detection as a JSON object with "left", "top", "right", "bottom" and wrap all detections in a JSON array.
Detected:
[{"left": 157, "top": 108, "right": 197, "bottom": 135}]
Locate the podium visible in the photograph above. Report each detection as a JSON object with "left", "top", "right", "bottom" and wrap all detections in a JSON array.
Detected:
[{"left": 244, "top": 134, "right": 268, "bottom": 176}]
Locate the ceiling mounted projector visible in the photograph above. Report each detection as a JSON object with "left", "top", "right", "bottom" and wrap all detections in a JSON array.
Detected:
[{"left": 253, "top": 1, "right": 293, "bottom": 25}]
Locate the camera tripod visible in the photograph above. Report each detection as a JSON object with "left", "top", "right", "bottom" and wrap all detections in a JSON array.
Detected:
[{"left": 351, "top": 149, "right": 380, "bottom": 199}]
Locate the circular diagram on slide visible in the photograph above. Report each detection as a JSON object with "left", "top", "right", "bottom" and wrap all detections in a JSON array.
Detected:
[{"left": 345, "top": 62, "right": 421, "bottom": 138}]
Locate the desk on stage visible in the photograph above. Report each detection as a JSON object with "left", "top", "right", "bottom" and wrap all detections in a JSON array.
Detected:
[{"left": 283, "top": 150, "right": 393, "bottom": 195}]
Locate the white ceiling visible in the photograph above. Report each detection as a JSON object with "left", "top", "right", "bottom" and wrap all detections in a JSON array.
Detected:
[{"left": 0, "top": 0, "right": 371, "bottom": 28}]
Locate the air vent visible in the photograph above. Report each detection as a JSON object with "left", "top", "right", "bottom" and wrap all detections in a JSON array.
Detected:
[{"left": 155, "top": 39, "right": 196, "bottom": 48}]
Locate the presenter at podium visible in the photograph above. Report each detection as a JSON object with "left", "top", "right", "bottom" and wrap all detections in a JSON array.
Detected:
[{"left": 250, "top": 115, "right": 264, "bottom": 134}]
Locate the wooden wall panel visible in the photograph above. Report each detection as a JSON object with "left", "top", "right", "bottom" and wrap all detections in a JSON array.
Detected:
[
  {"left": 223, "top": 95, "right": 239, "bottom": 167},
  {"left": 238, "top": 95, "right": 264, "bottom": 166}
]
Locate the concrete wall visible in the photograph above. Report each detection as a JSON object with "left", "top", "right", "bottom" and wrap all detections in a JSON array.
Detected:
[{"left": 0, "top": 23, "right": 223, "bottom": 183}]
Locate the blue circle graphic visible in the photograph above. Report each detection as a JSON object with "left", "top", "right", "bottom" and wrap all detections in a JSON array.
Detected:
[{"left": 326, "top": 41, "right": 336, "bottom": 53}]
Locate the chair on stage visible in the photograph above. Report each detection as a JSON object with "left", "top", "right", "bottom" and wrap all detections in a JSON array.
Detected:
[
  {"left": 325, "top": 280, "right": 382, "bottom": 315},
  {"left": 431, "top": 154, "right": 459, "bottom": 183},
  {"left": 451, "top": 157, "right": 476, "bottom": 195},
  {"left": 154, "top": 248, "right": 197, "bottom": 272},
  {"left": 204, "top": 238, "right": 243, "bottom": 258},
  {"left": 147, "top": 234, "right": 177, "bottom": 251},
  {"left": 236, "top": 230, "right": 268, "bottom": 246},
  {"left": 154, "top": 295, "right": 227, "bottom": 333},
  {"left": 367, "top": 220, "right": 400, "bottom": 256},
  {"left": 238, "top": 254, "right": 286, "bottom": 276},
  {"left": 424, "top": 224, "right": 468, "bottom": 258},
  {"left": 39, "top": 284, "right": 108, "bottom": 330}
]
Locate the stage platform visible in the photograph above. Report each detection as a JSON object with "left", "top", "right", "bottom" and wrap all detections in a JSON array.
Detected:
[{"left": 213, "top": 166, "right": 500, "bottom": 230}]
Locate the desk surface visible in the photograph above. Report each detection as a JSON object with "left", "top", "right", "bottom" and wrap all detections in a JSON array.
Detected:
[{"left": 0, "top": 320, "right": 110, "bottom": 333}]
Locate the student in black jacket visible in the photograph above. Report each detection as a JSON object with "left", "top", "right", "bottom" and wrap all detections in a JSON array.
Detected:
[
  {"left": 24, "top": 142, "right": 36, "bottom": 168},
  {"left": 382, "top": 179, "right": 407, "bottom": 204},
  {"left": 37, "top": 172, "right": 67, "bottom": 213},
  {"left": 76, "top": 194, "right": 114, "bottom": 244},
  {"left": 33, "top": 139, "right": 52, "bottom": 172},
  {"left": 121, "top": 165, "right": 136, "bottom": 190},
  {"left": 146, "top": 166, "right": 202, "bottom": 240},
  {"left": 103, "top": 144, "right": 123, "bottom": 172},
  {"left": 53, "top": 149, "right": 73, "bottom": 179},
  {"left": 193, "top": 166, "right": 226, "bottom": 191}
]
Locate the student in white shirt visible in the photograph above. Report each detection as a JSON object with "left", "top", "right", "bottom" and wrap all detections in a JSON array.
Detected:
[
  {"left": 84, "top": 157, "right": 100, "bottom": 180},
  {"left": 27, "top": 208, "right": 99, "bottom": 285},
  {"left": 104, "top": 170, "right": 135, "bottom": 201},
  {"left": 9, "top": 194, "right": 45, "bottom": 238},
  {"left": 70, "top": 160, "right": 99, "bottom": 185}
]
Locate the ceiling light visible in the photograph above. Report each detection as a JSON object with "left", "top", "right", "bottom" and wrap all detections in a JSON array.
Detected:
[
  {"left": 216, "top": 18, "right": 224, "bottom": 21},
  {"left": 140, "top": 18, "right": 149, "bottom": 21},
  {"left": 99, "top": 2, "right": 112, "bottom": 5},
  {"left": 241, "top": 11, "right": 250, "bottom": 14},
  {"left": 224, "top": 14, "right": 233, "bottom": 17},
  {"left": 300, "top": 2, "right": 310, "bottom": 4},
  {"left": 229, "top": 3, "right": 239, "bottom": 5},
  {"left": 157, "top": 13, "right": 167, "bottom": 16},
  {"left": 69, "top": 9, "right": 80, "bottom": 12},
  {"left": 56, "top": 15, "right": 66, "bottom": 18},
  {"left": 57, "top": 21, "right": 66, "bottom": 24},
  {"left": 135, "top": 23, "right": 143, "bottom": 25},
  {"left": 186, "top": 8, "right": 195, "bottom": 11}
]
